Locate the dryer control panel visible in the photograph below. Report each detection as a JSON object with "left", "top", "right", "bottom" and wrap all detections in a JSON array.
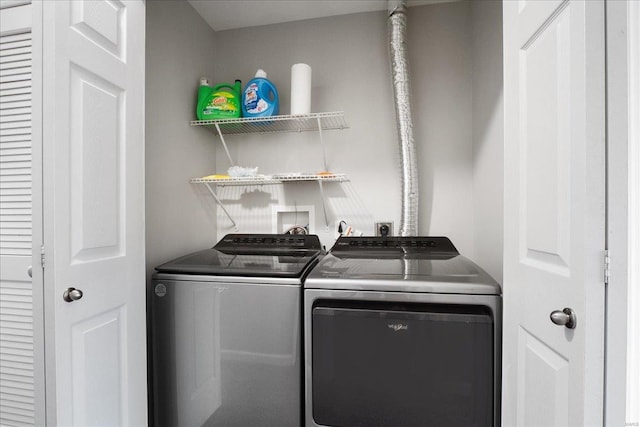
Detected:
[{"left": 331, "top": 236, "right": 459, "bottom": 255}]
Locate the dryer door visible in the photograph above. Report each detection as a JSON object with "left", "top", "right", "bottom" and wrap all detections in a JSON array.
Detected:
[{"left": 311, "top": 301, "right": 493, "bottom": 427}]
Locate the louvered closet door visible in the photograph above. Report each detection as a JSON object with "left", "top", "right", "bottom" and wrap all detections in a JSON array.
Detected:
[{"left": 0, "top": 27, "right": 35, "bottom": 426}]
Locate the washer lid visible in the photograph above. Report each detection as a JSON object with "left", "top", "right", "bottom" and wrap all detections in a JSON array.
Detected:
[{"left": 155, "top": 234, "right": 322, "bottom": 278}]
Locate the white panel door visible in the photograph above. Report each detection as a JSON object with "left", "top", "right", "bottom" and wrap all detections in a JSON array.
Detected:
[
  {"left": 502, "top": 1, "right": 605, "bottom": 426},
  {"left": 41, "top": 1, "right": 146, "bottom": 426}
]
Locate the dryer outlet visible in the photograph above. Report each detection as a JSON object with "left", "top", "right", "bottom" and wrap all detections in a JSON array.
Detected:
[{"left": 375, "top": 222, "right": 393, "bottom": 237}]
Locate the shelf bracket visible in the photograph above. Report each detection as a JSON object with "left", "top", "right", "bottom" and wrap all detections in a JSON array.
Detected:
[
  {"left": 317, "top": 117, "right": 328, "bottom": 172},
  {"left": 215, "top": 123, "right": 235, "bottom": 166},
  {"left": 204, "top": 182, "right": 239, "bottom": 231},
  {"left": 317, "top": 179, "right": 330, "bottom": 231}
]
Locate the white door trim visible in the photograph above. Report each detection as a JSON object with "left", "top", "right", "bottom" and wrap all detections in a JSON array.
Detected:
[
  {"left": 605, "top": 1, "right": 630, "bottom": 424},
  {"left": 31, "top": 1, "right": 45, "bottom": 425},
  {"left": 41, "top": 4, "right": 57, "bottom": 423},
  {"left": 605, "top": 1, "right": 640, "bottom": 425},
  {"left": 626, "top": 1, "right": 640, "bottom": 423}
]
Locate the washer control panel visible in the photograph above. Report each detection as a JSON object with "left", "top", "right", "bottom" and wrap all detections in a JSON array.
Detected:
[{"left": 217, "top": 234, "right": 322, "bottom": 251}]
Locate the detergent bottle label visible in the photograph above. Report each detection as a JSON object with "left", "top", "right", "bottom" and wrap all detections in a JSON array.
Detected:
[
  {"left": 205, "top": 92, "right": 238, "bottom": 115},
  {"left": 244, "top": 83, "right": 269, "bottom": 114}
]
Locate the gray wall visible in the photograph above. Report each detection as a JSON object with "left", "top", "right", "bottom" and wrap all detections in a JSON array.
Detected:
[
  {"left": 471, "top": 1, "right": 504, "bottom": 283},
  {"left": 408, "top": 2, "right": 474, "bottom": 256},
  {"left": 145, "top": 0, "right": 218, "bottom": 279}
]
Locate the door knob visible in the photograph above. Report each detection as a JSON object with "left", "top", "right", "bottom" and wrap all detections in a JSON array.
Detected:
[
  {"left": 27, "top": 266, "right": 32, "bottom": 278},
  {"left": 550, "top": 307, "right": 576, "bottom": 329},
  {"left": 63, "top": 287, "right": 83, "bottom": 303}
]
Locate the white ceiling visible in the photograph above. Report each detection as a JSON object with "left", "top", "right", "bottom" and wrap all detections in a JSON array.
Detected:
[{"left": 188, "top": 0, "right": 453, "bottom": 32}]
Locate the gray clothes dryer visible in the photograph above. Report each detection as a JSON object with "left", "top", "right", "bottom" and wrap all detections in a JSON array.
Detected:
[
  {"left": 149, "top": 234, "right": 323, "bottom": 427},
  {"left": 304, "top": 236, "right": 501, "bottom": 427}
]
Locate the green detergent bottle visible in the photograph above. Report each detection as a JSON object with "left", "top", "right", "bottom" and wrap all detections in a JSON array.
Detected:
[{"left": 196, "top": 78, "right": 242, "bottom": 120}]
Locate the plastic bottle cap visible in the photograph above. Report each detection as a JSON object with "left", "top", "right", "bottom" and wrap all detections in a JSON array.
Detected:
[
  {"left": 255, "top": 69, "right": 267, "bottom": 78},
  {"left": 200, "top": 77, "right": 210, "bottom": 86}
]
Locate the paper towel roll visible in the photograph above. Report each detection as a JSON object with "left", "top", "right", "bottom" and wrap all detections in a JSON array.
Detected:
[{"left": 290, "top": 63, "right": 311, "bottom": 115}]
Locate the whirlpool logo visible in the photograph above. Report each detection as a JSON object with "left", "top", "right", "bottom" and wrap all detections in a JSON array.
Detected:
[{"left": 387, "top": 323, "right": 408, "bottom": 332}]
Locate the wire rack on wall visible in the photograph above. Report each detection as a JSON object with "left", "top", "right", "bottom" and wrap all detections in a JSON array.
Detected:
[
  {"left": 190, "top": 173, "right": 349, "bottom": 186},
  {"left": 191, "top": 174, "right": 349, "bottom": 231},
  {"left": 189, "top": 111, "right": 348, "bottom": 135}
]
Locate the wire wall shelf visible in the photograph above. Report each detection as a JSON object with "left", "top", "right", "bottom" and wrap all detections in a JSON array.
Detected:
[
  {"left": 191, "top": 173, "right": 349, "bottom": 231},
  {"left": 189, "top": 111, "right": 348, "bottom": 135},
  {"left": 190, "top": 173, "right": 349, "bottom": 186}
]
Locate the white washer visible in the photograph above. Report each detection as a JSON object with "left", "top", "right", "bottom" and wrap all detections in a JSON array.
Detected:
[{"left": 304, "top": 236, "right": 501, "bottom": 427}]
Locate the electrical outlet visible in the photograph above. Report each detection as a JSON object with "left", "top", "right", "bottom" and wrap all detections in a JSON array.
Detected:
[{"left": 375, "top": 222, "right": 393, "bottom": 237}]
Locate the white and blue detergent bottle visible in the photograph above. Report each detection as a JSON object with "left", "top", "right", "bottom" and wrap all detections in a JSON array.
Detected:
[{"left": 242, "top": 69, "right": 279, "bottom": 117}]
